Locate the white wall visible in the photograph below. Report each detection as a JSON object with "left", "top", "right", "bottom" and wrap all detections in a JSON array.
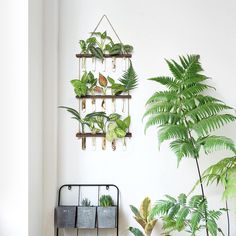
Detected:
[
  {"left": 57, "top": 0, "right": 236, "bottom": 235},
  {"left": 0, "top": 1, "right": 28, "bottom": 236}
]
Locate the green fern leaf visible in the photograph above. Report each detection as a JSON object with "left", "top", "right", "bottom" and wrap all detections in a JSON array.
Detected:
[
  {"left": 158, "top": 125, "right": 188, "bottom": 144},
  {"left": 186, "top": 102, "right": 232, "bottom": 120},
  {"left": 143, "top": 102, "right": 175, "bottom": 118},
  {"left": 119, "top": 63, "right": 138, "bottom": 92},
  {"left": 190, "top": 211, "right": 202, "bottom": 233},
  {"left": 197, "top": 135, "right": 236, "bottom": 154},
  {"left": 189, "top": 195, "right": 204, "bottom": 209},
  {"left": 176, "top": 207, "right": 190, "bottom": 230},
  {"left": 148, "top": 76, "right": 179, "bottom": 90},
  {"left": 165, "top": 59, "right": 183, "bottom": 80},
  {"left": 145, "top": 91, "right": 178, "bottom": 105},
  {"left": 207, "top": 219, "right": 217, "bottom": 236},
  {"left": 181, "top": 83, "right": 212, "bottom": 98},
  {"left": 145, "top": 113, "right": 181, "bottom": 133},
  {"left": 192, "top": 114, "right": 236, "bottom": 136},
  {"left": 170, "top": 140, "right": 196, "bottom": 165}
]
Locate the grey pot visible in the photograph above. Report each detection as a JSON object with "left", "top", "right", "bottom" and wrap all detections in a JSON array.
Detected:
[
  {"left": 97, "top": 206, "right": 117, "bottom": 228},
  {"left": 55, "top": 206, "right": 76, "bottom": 228},
  {"left": 76, "top": 206, "right": 96, "bottom": 229}
]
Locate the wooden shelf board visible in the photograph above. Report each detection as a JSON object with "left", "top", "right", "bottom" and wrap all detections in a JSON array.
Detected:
[
  {"left": 76, "top": 95, "right": 131, "bottom": 99},
  {"left": 76, "top": 132, "right": 132, "bottom": 138},
  {"left": 76, "top": 53, "right": 132, "bottom": 58}
]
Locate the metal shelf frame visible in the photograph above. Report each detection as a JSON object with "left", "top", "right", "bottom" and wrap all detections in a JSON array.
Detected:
[{"left": 56, "top": 184, "right": 120, "bottom": 236}]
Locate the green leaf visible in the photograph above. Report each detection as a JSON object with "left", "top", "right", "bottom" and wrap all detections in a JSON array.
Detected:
[
  {"left": 178, "top": 193, "right": 187, "bottom": 205},
  {"left": 89, "top": 46, "right": 104, "bottom": 59},
  {"left": 129, "top": 227, "right": 145, "bottom": 236},
  {"left": 197, "top": 135, "right": 236, "bottom": 154},
  {"left": 170, "top": 140, "right": 196, "bottom": 165},
  {"left": 119, "top": 63, "right": 138, "bottom": 92},
  {"left": 192, "top": 114, "right": 236, "bottom": 136},
  {"left": 116, "top": 119, "right": 128, "bottom": 131},
  {"left": 148, "top": 76, "right": 178, "bottom": 90},
  {"left": 123, "top": 116, "right": 131, "bottom": 128},
  {"left": 71, "top": 79, "right": 88, "bottom": 97},
  {"left": 158, "top": 125, "right": 188, "bottom": 145},
  {"left": 207, "top": 219, "right": 217, "bottom": 236},
  {"left": 145, "top": 91, "right": 178, "bottom": 105},
  {"left": 190, "top": 211, "right": 202, "bottom": 233},
  {"left": 107, "top": 76, "right": 115, "bottom": 85},
  {"left": 176, "top": 207, "right": 190, "bottom": 230},
  {"left": 115, "top": 127, "right": 126, "bottom": 138},
  {"left": 130, "top": 205, "right": 141, "bottom": 218}
]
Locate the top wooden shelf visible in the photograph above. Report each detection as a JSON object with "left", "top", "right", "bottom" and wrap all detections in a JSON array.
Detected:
[{"left": 76, "top": 53, "right": 132, "bottom": 58}]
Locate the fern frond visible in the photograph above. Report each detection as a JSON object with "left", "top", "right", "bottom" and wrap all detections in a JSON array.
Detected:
[
  {"left": 176, "top": 207, "right": 190, "bottom": 230},
  {"left": 145, "top": 91, "right": 178, "bottom": 105},
  {"left": 192, "top": 114, "right": 236, "bottom": 136},
  {"left": 151, "top": 200, "right": 175, "bottom": 216},
  {"left": 119, "top": 63, "right": 138, "bottom": 91},
  {"left": 165, "top": 59, "right": 183, "bottom": 80},
  {"left": 181, "top": 55, "right": 203, "bottom": 80},
  {"left": 148, "top": 76, "right": 179, "bottom": 90},
  {"left": 186, "top": 102, "right": 232, "bottom": 120},
  {"left": 143, "top": 101, "right": 174, "bottom": 118},
  {"left": 158, "top": 124, "right": 188, "bottom": 144},
  {"left": 145, "top": 113, "right": 181, "bottom": 133},
  {"left": 197, "top": 135, "right": 236, "bottom": 154},
  {"left": 223, "top": 166, "right": 236, "bottom": 199},
  {"left": 190, "top": 210, "right": 202, "bottom": 234},
  {"left": 170, "top": 140, "right": 196, "bottom": 165},
  {"left": 181, "top": 83, "right": 212, "bottom": 98}
]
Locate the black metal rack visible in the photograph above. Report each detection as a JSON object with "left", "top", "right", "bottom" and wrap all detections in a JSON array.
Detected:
[{"left": 56, "top": 184, "right": 120, "bottom": 236}]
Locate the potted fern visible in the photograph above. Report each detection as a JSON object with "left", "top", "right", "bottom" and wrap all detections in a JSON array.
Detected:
[
  {"left": 97, "top": 195, "right": 117, "bottom": 228},
  {"left": 144, "top": 55, "right": 236, "bottom": 236},
  {"left": 76, "top": 198, "right": 96, "bottom": 229}
]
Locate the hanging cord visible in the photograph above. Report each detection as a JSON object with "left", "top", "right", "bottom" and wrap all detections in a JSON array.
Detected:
[{"left": 90, "top": 14, "right": 123, "bottom": 44}]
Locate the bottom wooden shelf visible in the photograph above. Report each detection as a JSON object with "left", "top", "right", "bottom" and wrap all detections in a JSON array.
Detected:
[{"left": 76, "top": 132, "right": 132, "bottom": 138}]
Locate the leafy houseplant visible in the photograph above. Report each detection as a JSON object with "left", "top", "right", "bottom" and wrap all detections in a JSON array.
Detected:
[
  {"left": 71, "top": 64, "right": 138, "bottom": 97},
  {"left": 97, "top": 195, "right": 117, "bottom": 228},
  {"left": 129, "top": 197, "right": 157, "bottom": 236},
  {"left": 79, "top": 31, "right": 133, "bottom": 60},
  {"left": 77, "top": 198, "right": 96, "bottom": 229},
  {"left": 143, "top": 55, "right": 236, "bottom": 236},
  {"left": 150, "top": 194, "right": 223, "bottom": 236}
]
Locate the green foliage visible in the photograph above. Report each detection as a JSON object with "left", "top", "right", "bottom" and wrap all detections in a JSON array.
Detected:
[
  {"left": 81, "top": 198, "right": 91, "bottom": 206},
  {"left": 129, "top": 197, "right": 157, "bottom": 236},
  {"left": 99, "top": 195, "right": 114, "bottom": 207},
  {"left": 144, "top": 54, "right": 236, "bottom": 166},
  {"left": 150, "top": 194, "right": 222, "bottom": 236},
  {"left": 71, "top": 71, "right": 97, "bottom": 97},
  {"left": 109, "top": 63, "right": 138, "bottom": 95},
  {"left": 106, "top": 116, "right": 130, "bottom": 141},
  {"left": 200, "top": 156, "right": 236, "bottom": 200},
  {"left": 118, "top": 62, "right": 138, "bottom": 92},
  {"left": 79, "top": 31, "right": 133, "bottom": 59},
  {"left": 129, "top": 227, "right": 145, "bottom": 236},
  {"left": 71, "top": 68, "right": 138, "bottom": 97}
]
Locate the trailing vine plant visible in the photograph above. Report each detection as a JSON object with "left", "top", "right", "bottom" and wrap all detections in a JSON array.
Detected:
[{"left": 143, "top": 55, "right": 236, "bottom": 236}]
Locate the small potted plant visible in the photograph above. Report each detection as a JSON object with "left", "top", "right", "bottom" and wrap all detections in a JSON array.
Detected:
[
  {"left": 55, "top": 205, "right": 76, "bottom": 228},
  {"left": 97, "top": 195, "right": 117, "bottom": 228},
  {"left": 76, "top": 198, "right": 96, "bottom": 229}
]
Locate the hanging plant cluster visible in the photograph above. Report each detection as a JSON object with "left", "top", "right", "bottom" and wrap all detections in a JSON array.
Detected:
[{"left": 59, "top": 16, "right": 138, "bottom": 151}]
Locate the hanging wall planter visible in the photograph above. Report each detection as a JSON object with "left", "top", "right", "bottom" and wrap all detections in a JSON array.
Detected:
[
  {"left": 55, "top": 206, "right": 76, "bottom": 228},
  {"left": 97, "top": 194, "right": 117, "bottom": 228},
  {"left": 76, "top": 206, "right": 96, "bottom": 228},
  {"left": 97, "top": 206, "right": 117, "bottom": 228},
  {"left": 59, "top": 15, "right": 138, "bottom": 151}
]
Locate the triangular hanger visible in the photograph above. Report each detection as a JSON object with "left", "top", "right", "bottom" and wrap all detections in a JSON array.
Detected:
[{"left": 90, "top": 14, "right": 123, "bottom": 44}]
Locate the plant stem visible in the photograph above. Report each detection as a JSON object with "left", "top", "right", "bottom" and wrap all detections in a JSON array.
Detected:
[
  {"left": 225, "top": 200, "right": 230, "bottom": 236},
  {"left": 182, "top": 114, "right": 209, "bottom": 236}
]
